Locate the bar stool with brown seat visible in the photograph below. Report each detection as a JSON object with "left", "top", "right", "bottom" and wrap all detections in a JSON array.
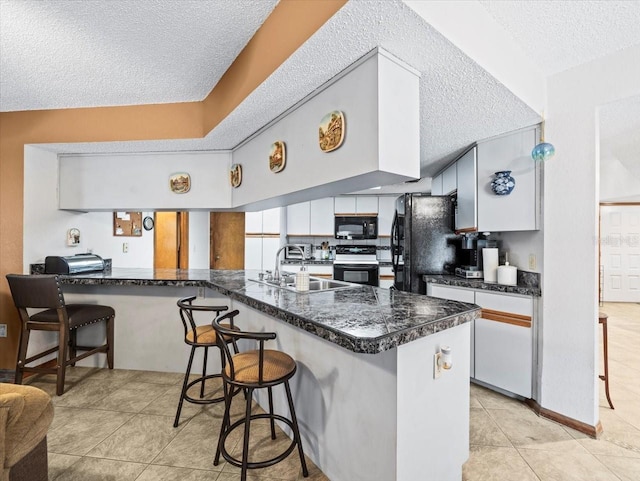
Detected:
[
  {"left": 212, "top": 310, "right": 308, "bottom": 481},
  {"left": 174, "top": 296, "right": 240, "bottom": 427},
  {"left": 599, "top": 311, "right": 614, "bottom": 409},
  {"left": 6, "top": 274, "right": 115, "bottom": 396}
]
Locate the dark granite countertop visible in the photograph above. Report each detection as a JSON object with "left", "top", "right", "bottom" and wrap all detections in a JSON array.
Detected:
[
  {"left": 281, "top": 259, "right": 393, "bottom": 267},
  {"left": 58, "top": 268, "right": 479, "bottom": 354},
  {"left": 423, "top": 274, "right": 541, "bottom": 297}
]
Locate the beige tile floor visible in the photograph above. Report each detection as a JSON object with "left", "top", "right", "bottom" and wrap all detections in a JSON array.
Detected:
[{"left": 22, "top": 302, "right": 639, "bottom": 480}]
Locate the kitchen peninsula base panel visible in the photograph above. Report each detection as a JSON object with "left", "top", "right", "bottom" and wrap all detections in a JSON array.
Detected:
[
  {"left": 233, "top": 305, "right": 471, "bottom": 481},
  {"left": 63, "top": 285, "right": 228, "bottom": 373}
]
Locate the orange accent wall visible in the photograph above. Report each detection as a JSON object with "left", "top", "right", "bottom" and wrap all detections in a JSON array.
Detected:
[{"left": 0, "top": 0, "right": 346, "bottom": 369}]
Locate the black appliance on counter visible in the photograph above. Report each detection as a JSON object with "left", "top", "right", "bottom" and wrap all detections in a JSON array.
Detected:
[
  {"left": 391, "top": 194, "right": 458, "bottom": 293},
  {"left": 45, "top": 254, "right": 105, "bottom": 274},
  {"left": 333, "top": 245, "right": 379, "bottom": 286},
  {"left": 334, "top": 215, "right": 378, "bottom": 240}
]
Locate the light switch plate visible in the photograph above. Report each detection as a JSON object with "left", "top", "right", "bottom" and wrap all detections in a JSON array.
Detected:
[{"left": 0, "top": 324, "right": 7, "bottom": 338}]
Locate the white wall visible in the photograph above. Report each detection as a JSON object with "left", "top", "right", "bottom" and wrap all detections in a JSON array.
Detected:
[
  {"left": 543, "top": 45, "right": 640, "bottom": 426},
  {"left": 600, "top": 152, "right": 640, "bottom": 202},
  {"left": 59, "top": 151, "right": 232, "bottom": 211},
  {"left": 188, "top": 211, "right": 210, "bottom": 269},
  {"left": 23, "top": 146, "right": 154, "bottom": 270}
]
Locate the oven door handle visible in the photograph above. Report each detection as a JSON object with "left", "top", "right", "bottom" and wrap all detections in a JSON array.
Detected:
[{"left": 334, "top": 264, "right": 379, "bottom": 270}]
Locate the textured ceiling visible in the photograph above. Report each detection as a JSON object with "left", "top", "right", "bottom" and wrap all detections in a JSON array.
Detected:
[
  {"left": 478, "top": 0, "right": 640, "bottom": 76},
  {"left": 4, "top": 0, "right": 640, "bottom": 182},
  {"left": 0, "top": 0, "right": 278, "bottom": 111}
]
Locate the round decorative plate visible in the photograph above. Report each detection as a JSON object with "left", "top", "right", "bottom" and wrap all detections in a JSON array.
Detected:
[
  {"left": 169, "top": 173, "right": 191, "bottom": 194},
  {"left": 319, "top": 110, "right": 345, "bottom": 152}
]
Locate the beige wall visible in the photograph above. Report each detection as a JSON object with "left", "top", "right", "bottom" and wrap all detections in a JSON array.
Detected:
[{"left": 0, "top": 0, "right": 347, "bottom": 369}]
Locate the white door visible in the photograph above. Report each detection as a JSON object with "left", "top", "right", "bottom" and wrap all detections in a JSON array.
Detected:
[{"left": 601, "top": 205, "right": 640, "bottom": 302}]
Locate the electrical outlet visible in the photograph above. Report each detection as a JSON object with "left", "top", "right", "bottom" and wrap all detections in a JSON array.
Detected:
[
  {"left": 528, "top": 254, "right": 536, "bottom": 270},
  {"left": 0, "top": 324, "right": 7, "bottom": 338},
  {"left": 122, "top": 243, "right": 128, "bottom": 253},
  {"left": 433, "top": 352, "right": 442, "bottom": 379},
  {"left": 197, "top": 287, "right": 205, "bottom": 298}
]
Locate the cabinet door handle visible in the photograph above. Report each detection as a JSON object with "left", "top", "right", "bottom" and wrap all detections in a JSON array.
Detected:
[{"left": 480, "top": 309, "right": 531, "bottom": 328}]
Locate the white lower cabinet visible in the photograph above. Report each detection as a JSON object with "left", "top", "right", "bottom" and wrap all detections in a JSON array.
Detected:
[{"left": 426, "top": 283, "right": 534, "bottom": 398}]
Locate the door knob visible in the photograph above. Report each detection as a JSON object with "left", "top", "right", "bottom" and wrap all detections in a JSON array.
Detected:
[{"left": 215, "top": 255, "right": 221, "bottom": 260}]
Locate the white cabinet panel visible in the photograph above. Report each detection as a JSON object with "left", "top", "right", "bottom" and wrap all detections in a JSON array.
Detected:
[
  {"left": 262, "top": 208, "right": 281, "bottom": 234},
  {"left": 474, "top": 291, "right": 533, "bottom": 398},
  {"left": 287, "top": 202, "right": 310, "bottom": 236},
  {"left": 334, "top": 196, "right": 356, "bottom": 214},
  {"left": 431, "top": 174, "right": 443, "bottom": 195},
  {"left": 456, "top": 147, "right": 477, "bottom": 232},
  {"left": 477, "top": 128, "right": 538, "bottom": 232},
  {"left": 378, "top": 196, "right": 396, "bottom": 238},
  {"left": 379, "top": 279, "right": 394, "bottom": 288},
  {"left": 245, "top": 211, "right": 263, "bottom": 234},
  {"left": 356, "top": 196, "right": 379, "bottom": 214},
  {"left": 474, "top": 318, "right": 532, "bottom": 398},
  {"left": 245, "top": 237, "right": 263, "bottom": 270},
  {"left": 262, "top": 237, "right": 281, "bottom": 272},
  {"left": 442, "top": 163, "right": 457, "bottom": 195},
  {"left": 310, "top": 198, "right": 334, "bottom": 235}
]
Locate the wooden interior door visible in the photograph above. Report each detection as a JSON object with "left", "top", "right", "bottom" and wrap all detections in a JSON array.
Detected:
[
  {"left": 210, "top": 212, "right": 245, "bottom": 269},
  {"left": 154, "top": 212, "right": 189, "bottom": 269}
]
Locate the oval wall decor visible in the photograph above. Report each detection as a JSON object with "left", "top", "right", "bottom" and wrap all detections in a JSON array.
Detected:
[
  {"left": 269, "top": 141, "right": 286, "bottom": 173},
  {"left": 169, "top": 173, "right": 191, "bottom": 194},
  {"left": 230, "top": 163, "right": 242, "bottom": 188},
  {"left": 319, "top": 110, "right": 345, "bottom": 152}
]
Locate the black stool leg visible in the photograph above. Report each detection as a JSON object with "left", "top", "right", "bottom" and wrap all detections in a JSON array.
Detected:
[
  {"left": 174, "top": 345, "right": 197, "bottom": 427},
  {"left": 214, "top": 379, "right": 233, "bottom": 466},
  {"left": 268, "top": 386, "right": 276, "bottom": 440},
  {"left": 285, "top": 380, "right": 308, "bottom": 477},
  {"left": 201, "top": 346, "right": 208, "bottom": 398},
  {"left": 241, "top": 387, "right": 254, "bottom": 481}
]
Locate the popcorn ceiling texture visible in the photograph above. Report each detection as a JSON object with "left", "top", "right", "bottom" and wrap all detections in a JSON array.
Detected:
[
  {"left": 5, "top": 1, "right": 638, "bottom": 176},
  {"left": 0, "top": 0, "right": 278, "bottom": 111}
]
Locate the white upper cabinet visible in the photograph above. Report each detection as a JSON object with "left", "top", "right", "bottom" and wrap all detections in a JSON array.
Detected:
[
  {"left": 442, "top": 163, "right": 457, "bottom": 195},
  {"left": 245, "top": 211, "right": 263, "bottom": 234},
  {"left": 334, "top": 196, "right": 356, "bottom": 214},
  {"left": 378, "top": 196, "right": 396, "bottom": 237},
  {"left": 309, "top": 198, "right": 334, "bottom": 236},
  {"left": 286, "top": 202, "right": 311, "bottom": 236},
  {"left": 356, "top": 196, "right": 379, "bottom": 214},
  {"left": 455, "top": 147, "right": 478, "bottom": 232},
  {"left": 431, "top": 174, "right": 443, "bottom": 195},
  {"left": 476, "top": 127, "right": 539, "bottom": 232},
  {"left": 262, "top": 208, "right": 281, "bottom": 234}
]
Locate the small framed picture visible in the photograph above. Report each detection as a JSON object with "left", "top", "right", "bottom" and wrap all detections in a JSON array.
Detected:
[
  {"left": 169, "top": 173, "right": 191, "bottom": 194},
  {"left": 67, "top": 228, "right": 80, "bottom": 246},
  {"left": 319, "top": 110, "right": 345, "bottom": 152},
  {"left": 269, "top": 141, "right": 286, "bottom": 173}
]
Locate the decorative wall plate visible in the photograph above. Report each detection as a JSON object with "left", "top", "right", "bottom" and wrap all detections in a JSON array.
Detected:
[
  {"left": 230, "top": 163, "right": 242, "bottom": 188},
  {"left": 319, "top": 110, "right": 345, "bottom": 152},
  {"left": 169, "top": 173, "right": 191, "bottom": 193},
  {"left": 269, "top": 141, "right": 286, "bottom": 173},
  {"left": 67, "top": 228, "right": 80, "bottom": 246}
]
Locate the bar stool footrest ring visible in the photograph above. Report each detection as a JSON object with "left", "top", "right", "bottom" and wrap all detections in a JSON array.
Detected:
[
  {"left": 220, "top": 413, "right": 299, "bottom": 470},
  {"left": 183, "top": 373, "right": 225, "bottom": 405}
]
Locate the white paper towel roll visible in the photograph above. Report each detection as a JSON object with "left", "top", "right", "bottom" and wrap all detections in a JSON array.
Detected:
[
  {"left": 497, "top": 263, "right": 518, "bottom": 286},
  {"left": 482, "top": 248, "right": 499, "bottom": 282}
]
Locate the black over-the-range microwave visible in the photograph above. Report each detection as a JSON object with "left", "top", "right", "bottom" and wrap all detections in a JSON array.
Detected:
[{"left": 334, "top": 215, "right": 378, "bottom": 240}]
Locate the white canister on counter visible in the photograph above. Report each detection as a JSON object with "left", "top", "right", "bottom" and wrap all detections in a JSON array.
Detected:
[
  {"left": 296, "top": 267, "right": 309, "bottom": 292},
  {"left": 497, "top": 262, "right": 517, "bottom": 286},
  {"left": 482, "top": 248, "right": 499, "bottom": 282}
]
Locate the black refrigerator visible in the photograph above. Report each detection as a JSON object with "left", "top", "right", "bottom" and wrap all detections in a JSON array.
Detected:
[{"left": 391, "top": 194, "right": 458, "bottom": 293}]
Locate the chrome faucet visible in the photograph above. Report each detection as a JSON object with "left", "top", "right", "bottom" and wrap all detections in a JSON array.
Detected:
[{"left": 273, "top": 244, "right": 305, "bottom": 283}]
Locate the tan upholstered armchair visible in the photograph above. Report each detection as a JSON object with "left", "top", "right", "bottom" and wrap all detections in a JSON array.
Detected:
[{"left": 0, "top": 383, "right": 53, "bottom": 481}]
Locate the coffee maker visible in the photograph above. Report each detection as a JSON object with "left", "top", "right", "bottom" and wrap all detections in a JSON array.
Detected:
[{"left": 455, "top": 233, "right": 500, "bottom": 278}]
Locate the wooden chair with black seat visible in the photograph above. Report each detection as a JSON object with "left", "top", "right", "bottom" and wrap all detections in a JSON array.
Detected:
[
  {"left": 174, "top": 296, "right": 241, "bottom": 427},
  {"left": 212, "top": 310, "right": 308, "bottom": 481},
  {"left": 5, "top": 274, "right": 115, "bottom": 396}
]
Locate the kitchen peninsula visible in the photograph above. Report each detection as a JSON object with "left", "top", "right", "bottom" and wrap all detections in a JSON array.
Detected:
[{"left": 54, "top": 267, "right": 479, "bottom": 481}]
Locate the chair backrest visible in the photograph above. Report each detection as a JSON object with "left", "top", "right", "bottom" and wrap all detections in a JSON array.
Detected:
[
  {"left": 212, "top": 310, "right": 277, "bottom": 384},
  {"left": 177, "top": 296, "right": 228, "bottom": 343},
  {"left": 6, "top": 274, "right": 65, "bottom": 309}
]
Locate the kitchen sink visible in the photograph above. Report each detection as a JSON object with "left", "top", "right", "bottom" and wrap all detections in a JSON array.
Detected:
[{"left": 250, "top": 275, "right": 360, "bottom": 293}]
